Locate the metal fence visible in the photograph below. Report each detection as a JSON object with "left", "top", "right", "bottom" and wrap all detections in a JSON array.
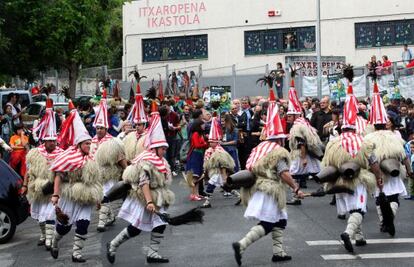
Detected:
[{"left": 12, "top": 60, "right": 414, "bottom": 100}]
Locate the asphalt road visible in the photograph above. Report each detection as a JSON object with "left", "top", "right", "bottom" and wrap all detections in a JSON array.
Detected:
[{"left": 1, "top": 176, "right": 414, "bottom": 267}]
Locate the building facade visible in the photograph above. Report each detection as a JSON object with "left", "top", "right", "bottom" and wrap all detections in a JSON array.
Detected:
[{"left": 123, "top": 0, "right": 414, "bottom": 97}]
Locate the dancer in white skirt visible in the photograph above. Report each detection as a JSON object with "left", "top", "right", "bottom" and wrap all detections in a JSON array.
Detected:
[
  {"left": 49, "top": 107, "right": 102, "bottom": 263},
  {"left": 365, "top": 80, "right": 413, "bottom": 236},
  {"left": 106, "top": 102, "right": 174, "bottom": 264},
  {"left": 321, "top": 66, "right": 378, "bottom": 253},
  {"left": 93, "top": 89, "right": 128, "bottom": 232},
  {"left": 232, "top": 88, "right": 304, "bottom": 266},
  {"left": 286, "top": 75, "right": 322, "bottom": 205},
  {"left": 23, "top": 98, "right": 64, "bottom": 250},
  {"left": 200, "top": 115, "right": 235, "bottom": 208}
]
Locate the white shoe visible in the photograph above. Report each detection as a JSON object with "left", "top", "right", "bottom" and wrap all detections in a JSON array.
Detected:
[
  {"left": 172, "top": 171, "right": 178, "bottom": 176},
  {"left": 231, "top": 190, "right": 240, "bottom": 197}
]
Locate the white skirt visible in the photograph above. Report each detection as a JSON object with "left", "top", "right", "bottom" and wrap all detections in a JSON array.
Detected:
[
  {"left": 208, "top": 174, "right": 224, "bottom": 187},
  {"left": 336, "top": 184, "right": 368, "bottom": 214},
  {"left": 31, "top": 201, "right": 55, "bottom": 222},
  {"left": 290, "top": 155, "right": 321, "bottom": 175},
  {"left": 375, "top": 176, "right": 407, "bottom": 197},
  {"left": 58, "top": 197, "right": 93, "bottom": 225},
  {"left": 103, "top": 180, "right": 117, "bottom": 196},
  {"left": 118, "top": 197, "right": 167, "bottom": 232},
  {"left": 244, "top": 191, "right": 288, "bottom": 223}
]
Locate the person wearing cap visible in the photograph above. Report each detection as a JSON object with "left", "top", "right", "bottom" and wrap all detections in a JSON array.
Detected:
[
  {"left": 286, "top": 75, "right": 322, "bottom": 205},
  {"left": 232, "top": 88, "right": 305, "bottom": 266},
  {"left": 322, "top": 66, "right": 379, "bottom": 254},
  {"left": 199, "top": 115, "right": 235, "bottom": 208},
  {"left": 93, "top": 90, "right": 128, "bottom": 232},
  {"left": 123, "top": 81, "right": 149, "bottom": 161},
  {"left": 49, "top": 109, "right": 102, "bottom": 263},
  {"left": 22, "top": 98, "right": 64, "bottom": 250},
  {"left": 90, "top": 90, "right": 114, "bottom": 156},
  {"left": 364, "top": 81, "right": 413, "bottom": 237},
  {"left": 106, "top": 103, "right": 174, "bottom": 264}
]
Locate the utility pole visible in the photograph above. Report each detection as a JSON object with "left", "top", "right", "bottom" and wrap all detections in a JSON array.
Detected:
[{"left": 316, "top": 0, "right": 322, "bottom": 99}]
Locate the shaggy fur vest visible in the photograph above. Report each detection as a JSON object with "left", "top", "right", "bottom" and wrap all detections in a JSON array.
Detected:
[
  {"left": 241, "top": 148, "right": 291, "bottom": 209},
  {"left": 122, "top": 159, "right": 175, "bottom": 207},
  {"left": 203, "top": 150, "right": 235, "bottom": 178},
  {"left": 60, "top": 160, "right": 103, "bottom": 205},
  {"left": 364, "top": 130, "right": 406, "bottom": 182},
  {"left": 322, "top": 138, "right": 376, "bottom": 193},
  {"left": 95, "top": 138, "right": 126, "bottom": 184},
  {"left": 123, "top": 131, "right": 146, "bottom": 161},
  {"left": 26, "top": 148, "right": 55, "bottom": 202},
  {"left": 289, "top": 122, "right": 323, "bottom": 159}
]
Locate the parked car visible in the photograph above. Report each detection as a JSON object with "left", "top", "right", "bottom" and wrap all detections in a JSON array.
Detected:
[
  {"left": 21, "top": 102, "right": 69, "bottom": 128},
  {"left": 32, "top": 93, "right": 68, "bottom": 103},
  {"left": 0, "top": 159, "right": 30, "bottom": 244},
  {"left": 0, "top": 89, "right": 32, "bottom": 112}
]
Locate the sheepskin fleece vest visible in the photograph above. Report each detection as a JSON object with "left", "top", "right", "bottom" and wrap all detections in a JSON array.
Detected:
[
  {"left": 95, "top": 138, "right": 126, "bottom": 184},
  {"left": 122, "top": 158, "right": 175, "bottom": 207},
  {"left": 322, "top": 137, "right": 376, "bottom": 193},
  {"left": 241, "top": 147, "right": 290, "bottom": 209},
  {"left": 364, "top": 130, "right": 406, "bottom": 182},
  {"left": 26, "top": 148, "right": 54, "bottom": 202},
  {"left": 203, "top": 149, "right": 235, "bottom": 178},
  {"left": 123, "top": 131, "right": 146, "bottom": 161},
  {"left": 60, "top": 160, "right": 103, "bottom": 205}
]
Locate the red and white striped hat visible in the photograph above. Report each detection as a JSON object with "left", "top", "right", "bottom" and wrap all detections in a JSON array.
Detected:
[
  {"left": 93, "top": 89, "right": 109, "bottom": 128},
  {"left": 208, "top": 116, "right": 222, "bottom": 142},
  {"left": 369, "top": 82, "right": 388, "bottom": 125},
  {"left": 287, "top": 79, "right": 302, "bottom": 115},
  {"left": 144, "top": 102, "right": 168, "bottom": 149},
  {"left": 33, "top": 98, "right": 57, "bottom": 141},
  {"left": 265, "top": 89, "right": 286, "bottom": 139},
  {"left": 129, "top": 83, "right": 148, "bottom": 124},
  {"left": 58, "top": 105, "right": 91, "bottom": 149},
  {"left": 342, "top": 83, "right": 359, "bottom": 129}
]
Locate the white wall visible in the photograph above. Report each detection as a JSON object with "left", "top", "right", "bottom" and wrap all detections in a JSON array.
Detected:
[{"left": 123, "top": 0, "right": 414, "bottom": 79}]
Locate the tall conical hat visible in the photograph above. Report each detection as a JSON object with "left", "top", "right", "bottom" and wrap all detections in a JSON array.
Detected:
[
  {"left": 144, "top": 102, "right": 168, "bottom": 149},
  {"left": 287, "top": 79, "right": 302, "bottom": 115},
  {"left": 208, "top": 115, "right": 222, "bottom": 142},
  {"left": 128, "top": 83, "right": 148, "bottom": 124},
  {"left": 265, "top": 89, "right": 286, "bottom": 139},
  {"left": 33, "top": 98, "right": 57, "bottom": 141},
  {"left": 342, "top": 65, "right": 358, "bottom": 129},
  {"left": 369, "top": 81, "right": 388, "bottom": 125},
  {"left": 93, "top": 89, "right": 109, "bottom": 128},
  {"left": 58, "top": 109, "right": 91, "bottom": 149}
]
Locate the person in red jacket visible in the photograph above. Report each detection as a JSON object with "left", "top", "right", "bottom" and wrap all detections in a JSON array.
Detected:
[{"left": 185, "top": 119, "right": 209, "bottom": 201}]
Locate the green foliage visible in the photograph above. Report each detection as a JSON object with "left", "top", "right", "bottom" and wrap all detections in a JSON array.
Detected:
[{"left": 0, "top": 0, "right": 124, "bottom": 92}]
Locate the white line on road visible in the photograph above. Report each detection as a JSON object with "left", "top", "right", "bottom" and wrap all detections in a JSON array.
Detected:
[
  {"left": 306, "top": 238, "right": 414, "bottom": 246},
  {"left": 321, "top": 252, "right": 414, "bottom": 260}
]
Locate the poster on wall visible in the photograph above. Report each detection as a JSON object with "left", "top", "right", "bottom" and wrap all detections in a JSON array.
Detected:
[
  {"left": 285, "top": 56, "right": 346, "bottom": 76},
  {"left": 208, "top": 86, "right": 232, "bottom": 112},
  {"left": 327, "top": 72, "right": 346, "bottom": 101}
]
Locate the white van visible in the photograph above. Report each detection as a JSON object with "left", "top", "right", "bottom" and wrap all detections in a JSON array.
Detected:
[{"left": 0, "top": 90, "right": 32, "bottom": 113}]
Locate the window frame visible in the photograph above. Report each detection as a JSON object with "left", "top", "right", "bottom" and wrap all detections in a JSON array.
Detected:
[
  {"left": 244, "top": 26, "right": 316, "bottom": 56},
  {"left": 142, "top": 34, "right": 208, "bottom": 63},
  {"left": 355, "top": 19, "right": 414, "bottom": 49}
]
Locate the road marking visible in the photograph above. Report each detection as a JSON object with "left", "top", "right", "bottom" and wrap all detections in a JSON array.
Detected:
[
  {"left": 306, "top": 238, "right": 414, "bottom": 246},
  {"left": 321, "top": 252, "right": 414, "bottom": 260}
]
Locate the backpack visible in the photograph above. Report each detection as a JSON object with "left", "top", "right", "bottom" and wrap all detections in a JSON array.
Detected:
[{"left": 179, "top": 140, "right": 190, "bottom": 163}]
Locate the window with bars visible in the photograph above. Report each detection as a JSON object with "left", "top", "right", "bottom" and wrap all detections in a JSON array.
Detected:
[
  {"left": 355, "top": 19, "right": 414, "bottom": 48},
  {"left": 244, "top": 26, "right": 315, "bottom": 55},
  {"left": 142, "top": 35, "right": 208, "bottom": 62}
]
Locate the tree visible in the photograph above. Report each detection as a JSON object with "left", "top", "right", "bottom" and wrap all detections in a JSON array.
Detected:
[{"left": 0, "top": 0, "right": 124, "bottom": 97}]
